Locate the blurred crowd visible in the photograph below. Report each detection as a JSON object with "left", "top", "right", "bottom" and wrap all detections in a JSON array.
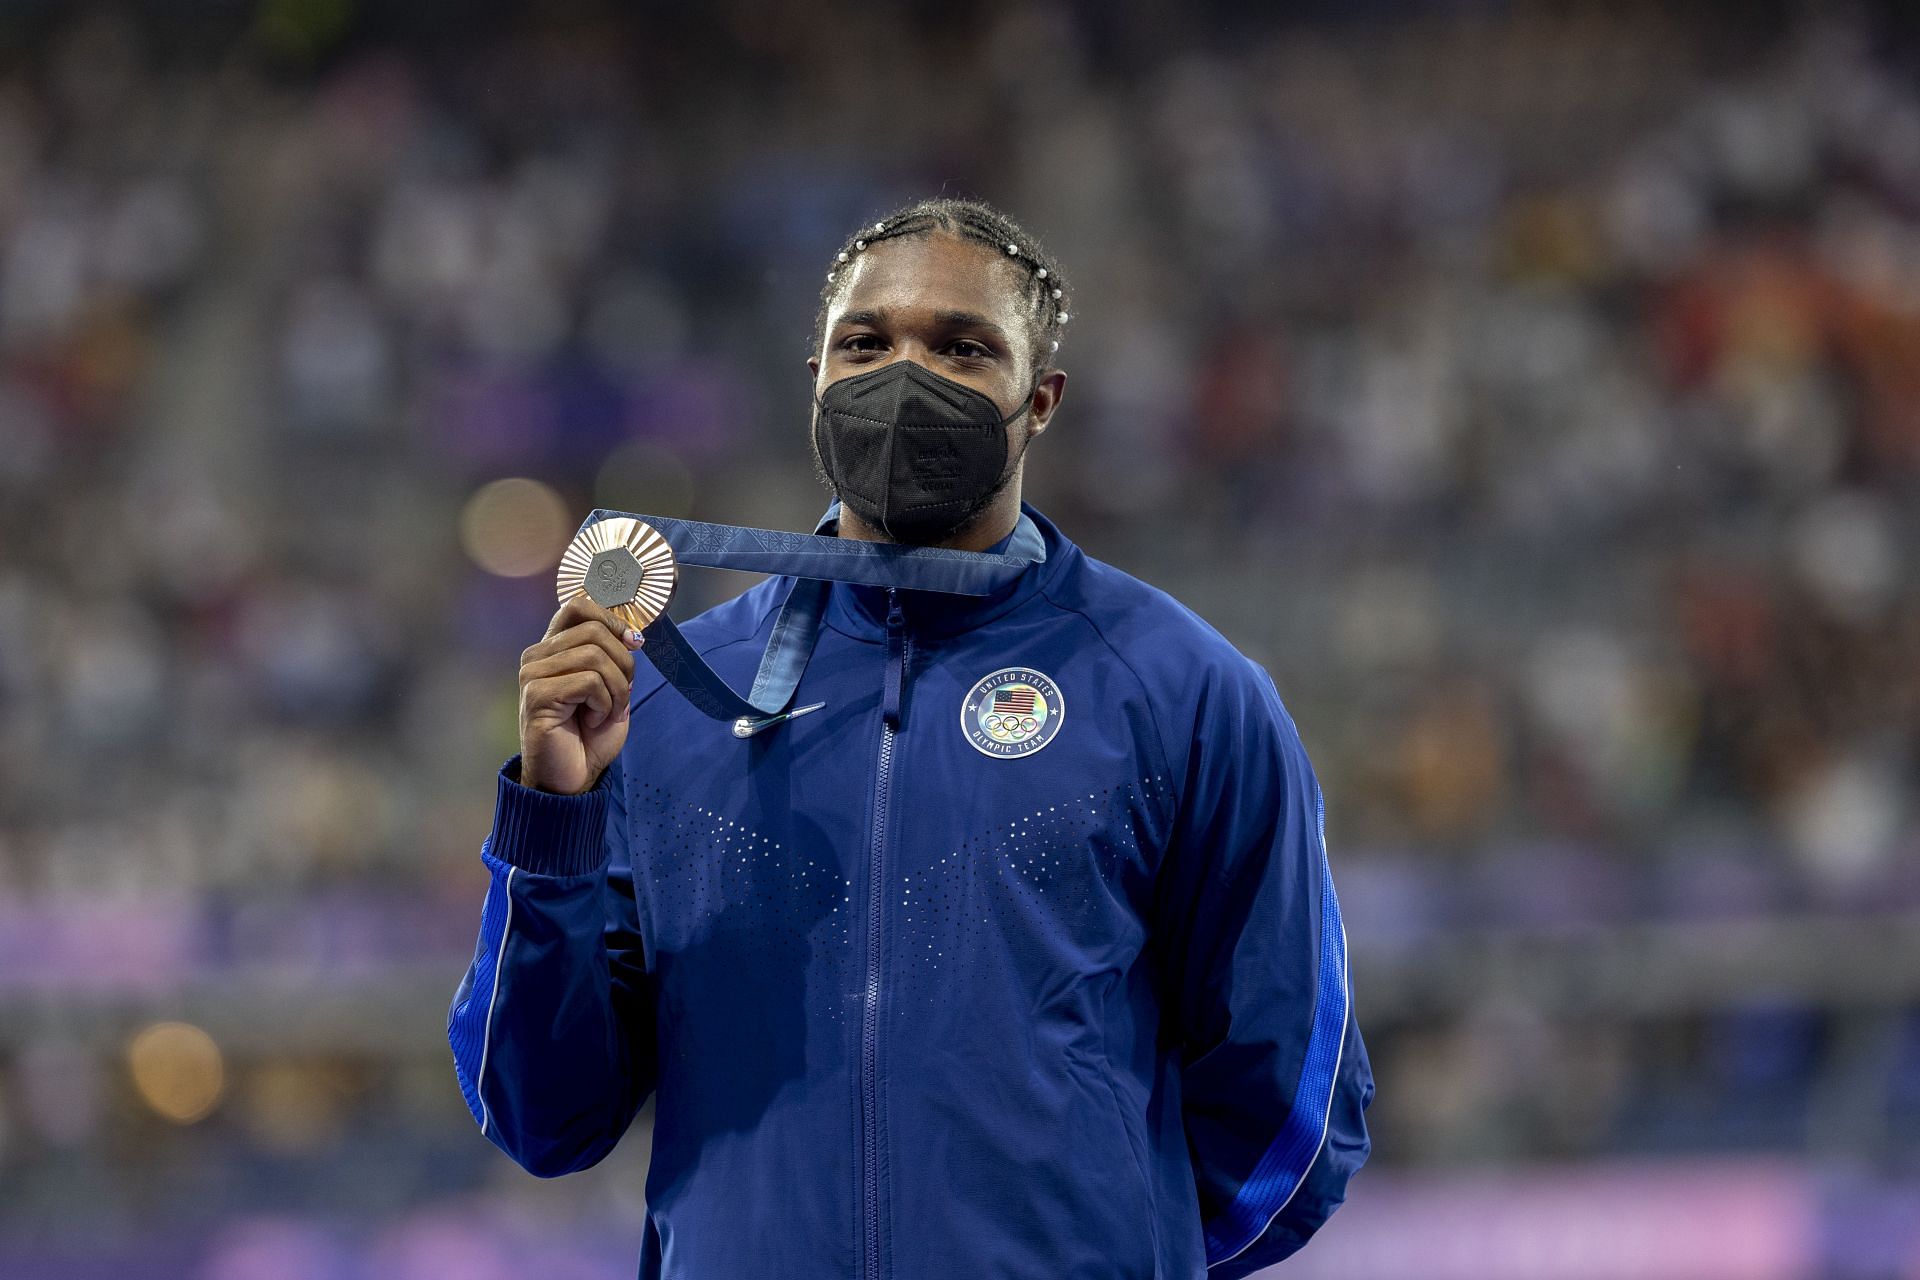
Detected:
[{"left": 0, "top": 2, "right": 1917, "bottom": 1276}]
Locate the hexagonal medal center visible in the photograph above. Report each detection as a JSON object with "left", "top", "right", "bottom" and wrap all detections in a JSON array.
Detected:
[{"left": 584, "top": 546, "right": 644, "bottom": 606}]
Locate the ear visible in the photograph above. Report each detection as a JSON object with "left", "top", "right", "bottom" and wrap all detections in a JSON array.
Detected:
[
  {"left": 806, "top": 355, "right": 820, "bottom": 379},
  {"left": 1024, "top": 368, "right": 1067, "bottom": 441}
]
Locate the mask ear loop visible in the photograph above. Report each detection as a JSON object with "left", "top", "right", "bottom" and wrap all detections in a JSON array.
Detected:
[
  {"left": 995, "top": 371, "right": 1044, "bottom": 427},
  {"left": 991, "top": 372, "right": 1048, "bottom": 491}
]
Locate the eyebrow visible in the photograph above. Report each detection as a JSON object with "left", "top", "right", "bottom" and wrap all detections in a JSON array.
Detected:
[
  {"left": 832, "top": 307, "right": 1013, "bottom": 345},
  {"left": 935, "top": 310, "right": 1010, "bottom": 341}
]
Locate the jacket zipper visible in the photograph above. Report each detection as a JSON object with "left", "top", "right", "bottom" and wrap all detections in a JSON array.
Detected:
[{"left": 862, "top": 588, "right": 907, "bottom": 1279}]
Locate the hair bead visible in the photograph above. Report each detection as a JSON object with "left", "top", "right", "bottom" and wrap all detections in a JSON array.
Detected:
[
  {"left": 1036, "top": 267, "right": 1047, "bottom": 279},
  {"left": 1006, "top": 243, "right": 1019, "bottom": 254},
  {"left": 1051, "top": 288, "right": 1062, "bottom": 299}
]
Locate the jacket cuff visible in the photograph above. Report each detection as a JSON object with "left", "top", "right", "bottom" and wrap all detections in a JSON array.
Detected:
[{"left": 486, "top": 754, "right": 614, "bottom": 877}]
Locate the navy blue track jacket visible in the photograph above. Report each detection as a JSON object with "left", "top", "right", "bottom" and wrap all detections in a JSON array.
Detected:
[{"left": 449, "top": 503, "right": 1372, "bottom": 1279}]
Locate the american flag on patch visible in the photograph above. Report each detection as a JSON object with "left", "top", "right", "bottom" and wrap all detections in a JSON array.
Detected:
[{"left": 993, "top": 686, "right": 1037, "bottom": 715}]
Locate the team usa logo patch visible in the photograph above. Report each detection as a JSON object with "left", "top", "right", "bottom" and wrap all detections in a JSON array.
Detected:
[{"left": 962, "top": 667, "right": 1064, "bottom": 758}]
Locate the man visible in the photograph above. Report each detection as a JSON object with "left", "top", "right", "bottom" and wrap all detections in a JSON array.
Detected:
[{"left": 449, "top": 197, "right": 1372, "bottom": 1279}]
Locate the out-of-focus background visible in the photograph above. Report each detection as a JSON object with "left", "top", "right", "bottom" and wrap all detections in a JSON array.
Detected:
[{"left": 1, "top": 0, "right": 1918, "bottom": 1276}]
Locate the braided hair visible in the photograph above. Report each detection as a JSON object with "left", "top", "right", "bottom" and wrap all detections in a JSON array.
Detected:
[{"left": 813, "top": 197, "right": 1073, "bottom": 379}]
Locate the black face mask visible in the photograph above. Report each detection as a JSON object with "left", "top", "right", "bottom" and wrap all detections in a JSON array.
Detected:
[{"left": 812, "top": 360, "right": 1036, "bottom": 543}]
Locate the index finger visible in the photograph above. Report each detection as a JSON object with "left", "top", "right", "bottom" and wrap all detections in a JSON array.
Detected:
[{"left": 545, "top": 590, "right": 637, "bottom": 643}]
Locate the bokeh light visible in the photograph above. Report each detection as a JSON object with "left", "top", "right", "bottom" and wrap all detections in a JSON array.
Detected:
[
  {"left": 127, "top": 1021, "right": 225, "bottom": 1124},
  {"left": 458, "top": 477, "right": 571, "bottom": 577}
]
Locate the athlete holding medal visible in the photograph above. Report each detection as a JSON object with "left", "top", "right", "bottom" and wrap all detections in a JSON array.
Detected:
[{"left": 450, "top": 198, "right": 1372, "bottom": 1279}]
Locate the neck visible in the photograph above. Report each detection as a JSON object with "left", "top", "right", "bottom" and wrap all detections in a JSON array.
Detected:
[{"left": 835, "top": 487, "right": 1023, "bottom": 551}]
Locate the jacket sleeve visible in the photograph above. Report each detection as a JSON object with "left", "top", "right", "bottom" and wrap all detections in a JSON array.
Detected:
[
  {"left": 447, "top": 748, "right": 657, "bottom": 1177},
  {"left": 1154, "top": 661, "right": 1373, "bottom": 1277}
]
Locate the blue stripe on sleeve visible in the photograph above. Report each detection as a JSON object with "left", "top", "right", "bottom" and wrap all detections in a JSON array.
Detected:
[
  {"left": 1203, "top": 790, "right": 1351, "bottom": 1267},
  {"left": 448, "top": 848, "right": 517, "bottom": 1133}
]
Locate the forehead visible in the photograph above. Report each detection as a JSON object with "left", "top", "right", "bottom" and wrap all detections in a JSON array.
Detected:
[{"left": 826, "top": 231, "right": 1027, "bottom": 329}]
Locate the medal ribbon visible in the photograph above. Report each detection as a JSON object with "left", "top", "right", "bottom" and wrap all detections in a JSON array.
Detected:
[{"left": 575, "top": 504, "right": 1046, "bottom": 734}]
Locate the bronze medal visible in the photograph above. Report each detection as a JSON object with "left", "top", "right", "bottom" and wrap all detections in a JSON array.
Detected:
[{"left": 556, "top": 516, "right": 678, "bottom": 631}]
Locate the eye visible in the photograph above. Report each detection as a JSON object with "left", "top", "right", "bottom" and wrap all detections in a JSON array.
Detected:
[
  {"left": 946, "top": 339, "right": 993, "bottom": 359},
  {"left": 839, "top": 333, "right": 884, "bottom": 353}
]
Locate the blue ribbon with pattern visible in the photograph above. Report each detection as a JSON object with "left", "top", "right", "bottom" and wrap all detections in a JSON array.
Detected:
[{"left": 575, "top": 504, "right": 1045, "bottom": 734}]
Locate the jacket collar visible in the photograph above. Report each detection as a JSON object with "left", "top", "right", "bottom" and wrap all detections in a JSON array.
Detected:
[{"left": 817, "top": 500, "right": 1071, "bottom": 642}]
